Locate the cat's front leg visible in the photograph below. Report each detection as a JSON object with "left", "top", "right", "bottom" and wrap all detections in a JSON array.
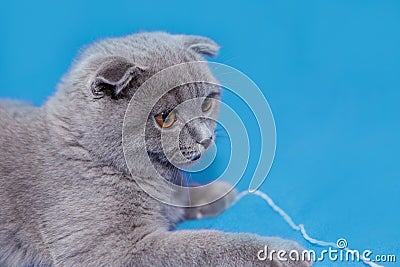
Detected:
[
  {"left": 137, "top": 229, "right": 312, "bottom": 267},
  {"left": 49, "top": 228, "right": 311, "bottom": 266},
  {"left": 184, "top": 181, "right": 238, "bottom": 220}
]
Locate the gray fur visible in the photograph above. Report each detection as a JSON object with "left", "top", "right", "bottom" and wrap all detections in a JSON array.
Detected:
[{"left": 0, "top": 32, "right": 311, "bottom": 267}]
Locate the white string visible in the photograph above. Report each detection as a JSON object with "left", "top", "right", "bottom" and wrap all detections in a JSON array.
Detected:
[{"left": 234, "top": 190, "right": 384, "bottom": 267}]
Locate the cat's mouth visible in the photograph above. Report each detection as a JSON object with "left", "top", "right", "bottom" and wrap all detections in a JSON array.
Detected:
[
  {"left": 180, "top": 148, "right": 202, "bottom": 163},
  {"left": 181, "top": 139, "right": 214, "bottom": 163},
  {"left": 189, "top": 153, "right": 201, "bottom": 162},
  {"left": 170, "top": 145, "right": 206, "bottom": 166},
  {"left": 167, "top": 133, "right": 215, "bottom": 166}
]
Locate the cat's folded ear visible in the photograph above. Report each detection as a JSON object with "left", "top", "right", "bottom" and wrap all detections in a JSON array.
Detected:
[
  {"left": 90, "top": 57, "right": 146, "bottom": 99},
  {"left": 181, "top": 35, "right": 220, "bottom": 57}
]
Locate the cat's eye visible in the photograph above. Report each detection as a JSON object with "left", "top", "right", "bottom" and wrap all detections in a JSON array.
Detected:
[
  {"left": 201, "top": 97, "right": 212, "bottom": 112},
  {"left": 154, "top": 110, "right": 176, "bottom": 128}
]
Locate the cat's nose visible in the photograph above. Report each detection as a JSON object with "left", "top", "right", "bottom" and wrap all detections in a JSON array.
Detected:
[
  {"left": 197, "top": 135, "right": 213, "bottom": 149},
  {"left": 185, "top": 119, "right": 214, "bottom": 149}
]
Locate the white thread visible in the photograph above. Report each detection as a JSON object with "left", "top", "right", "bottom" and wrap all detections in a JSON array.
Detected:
[{"left": 235, "top": 190, "right": 383, "bottom": 267}]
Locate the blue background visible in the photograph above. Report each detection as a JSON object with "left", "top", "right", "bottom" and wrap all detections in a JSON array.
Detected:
[{"left": 1, "top": 1, "right": 399, "bottom": 266}]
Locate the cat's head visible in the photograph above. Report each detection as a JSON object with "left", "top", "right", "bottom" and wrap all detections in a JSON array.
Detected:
[
  {"left": 50, "top": 32, "right": 221, "bottom": 174},
  {"left": 144, "top": 79, "right": 221, "bottom": 167}
]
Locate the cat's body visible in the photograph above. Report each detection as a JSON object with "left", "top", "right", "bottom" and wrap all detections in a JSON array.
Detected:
[{"left": 0, "top": 32, "right": 310, "bottom": 267}]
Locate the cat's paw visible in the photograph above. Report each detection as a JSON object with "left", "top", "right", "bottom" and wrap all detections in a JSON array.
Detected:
[{"left": 185, "top": 181, "right": 237, "bottom": 219}]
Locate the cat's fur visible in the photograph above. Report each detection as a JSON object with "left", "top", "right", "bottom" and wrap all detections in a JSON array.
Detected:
[{"left": 0, "top": 32, "right": 311, "bottom": 266}]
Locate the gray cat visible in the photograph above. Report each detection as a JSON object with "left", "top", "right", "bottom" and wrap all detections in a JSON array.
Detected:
[{"left": 0, "top": 32, "right": 311, "bottom": 267}]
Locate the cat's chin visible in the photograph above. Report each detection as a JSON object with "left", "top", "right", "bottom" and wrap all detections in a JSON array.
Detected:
[
  {"left": 148, "top": 154, "right": 200, "bottom": 169},
  {"left": 169, "top": 154, "right": 202, "bottom": 168},
  {"left": 170, "top": 160, "right": 198, "bottom": 169}
]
